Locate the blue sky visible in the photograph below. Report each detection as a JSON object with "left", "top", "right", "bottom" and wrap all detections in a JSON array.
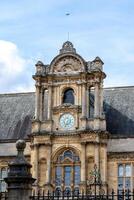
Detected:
[{"left": 0, "top": 0, "right": 134, "bottom": 93}]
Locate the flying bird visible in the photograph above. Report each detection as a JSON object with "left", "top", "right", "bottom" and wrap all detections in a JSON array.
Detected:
[{"left": 66, "top": 13, "right": 70, "bottom": 16}]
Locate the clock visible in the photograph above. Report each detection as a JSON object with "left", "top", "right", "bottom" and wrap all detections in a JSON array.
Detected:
[{"left": 60, "top": 113, "right": 74, "bottom": 129}]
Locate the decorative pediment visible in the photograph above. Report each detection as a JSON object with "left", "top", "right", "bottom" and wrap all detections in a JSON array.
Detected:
[
  {"left": 50, "top": 41, "right": 86, "bottom": 73},
  {"left": 52, "top": 55, "right": 83, "bottom": 73}
]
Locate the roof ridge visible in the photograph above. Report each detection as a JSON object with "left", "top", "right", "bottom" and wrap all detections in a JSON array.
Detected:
[
  {"left": 0, "top": 92, "right": 35, "bottom": 97},
  {"left": 104, "top": 85, "right": 134, "bottom": 90}
]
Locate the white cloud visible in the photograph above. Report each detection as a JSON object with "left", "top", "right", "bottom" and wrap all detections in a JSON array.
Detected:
[{"left": 0, "top": 40, "right": 34, "bottom": 93}]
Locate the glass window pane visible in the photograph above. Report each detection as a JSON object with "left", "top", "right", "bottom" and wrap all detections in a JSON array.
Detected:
[
  {"left": 55, "top": 187, "right": 62, "bottom": 196},
  {"left": 118, "top": 165, "right": 123, "bottom": 177},
  {"left": 1, "top": 181, "right": 6, "bottom": 192},
  {"left": 74, "top": 166, "right": 80, "bottom": 185},
  {"left": 74, "top": 156, "right": 80, "bottom": 162},
  {"left": 55, "top": 167, "right": 62, "bottom": 186},
  {"left": 118, "top": 177, "right": 123, "bottom": 189},
  {"left": 64, "top": 150, "right": 73, "bottom": 160},
  {"left": 63, "top": 89, "right": 74, "bottom": 104},
  {"left": 125, "top": 165, "right": 131, "bottom": 177},
  {"left": 65, "top": 166, "right": 71, "bottom": 186},
  {"left": 125, "top": 177, "right": 131, "bottom": 189},
  {"left": 1, "top": 168, "right": 7, "bottom": 179},
  {"left": 64, "top": 187, "right": 71, "bottom": 196}
]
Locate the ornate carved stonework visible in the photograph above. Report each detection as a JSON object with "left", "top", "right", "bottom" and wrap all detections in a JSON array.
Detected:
[
  {"left": 80, "top": 133, "right": 97, "bottom": 143},
  {"left": 108, "top": 152, "right": 134, "bottom": 161},
  {"left": 53, "top": 56, "right": 83, "bottom": 73},
  {"left": 59, "top": 41, "right": 76, "bottom": 54},
  {"left": 53, "top": 104, "right": 82, "bottom": 114}
]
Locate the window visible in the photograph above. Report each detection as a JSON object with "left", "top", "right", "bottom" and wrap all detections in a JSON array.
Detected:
[
  {"left": 118, "top": 164, "right": 132, "bottom": 190},
  {"left": 54, "top": 149, "right": 80, "bottom": 192},
  {"left": 0, "top": 168, "right": 8, "bottom": 192},
  {"left": 63, "top": 89, "right": 74, "bottom": 104}
]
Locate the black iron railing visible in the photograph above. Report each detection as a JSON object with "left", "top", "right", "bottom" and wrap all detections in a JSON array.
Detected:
[
  {"left": 29, "top": 189, "right": 134, "bottom": 200},
  {"left": 1, "top": 189, "right": 134, "bottom": 199}
]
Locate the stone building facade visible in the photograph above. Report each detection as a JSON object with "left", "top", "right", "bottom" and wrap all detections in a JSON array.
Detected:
[{"left": 0, "top": 41, "right": 134, "bottom": 193}]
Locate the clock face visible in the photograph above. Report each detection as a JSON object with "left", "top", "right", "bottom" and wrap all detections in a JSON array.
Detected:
[{"left": 60, "top": 114, "right": 74, "bottom": 130}]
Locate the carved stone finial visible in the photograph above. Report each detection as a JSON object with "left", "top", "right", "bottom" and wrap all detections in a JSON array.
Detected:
[
  {"left": 93, "top": 57, "right": 104, "bottom": 65},
  {"left": 60, "top": 41, "right": 76, "bottom": 54},
  {"left": 35, "top": 60, "right": 45, "bottom": 75},
  {"left": 16, "top": 140, "right": 26, "bottom": 160},
  {"left": 90, "top": 56, "right": 104, "bottom": 71},
  {"left": 35, "top": 60, "right": 44, "bottom": 66},
  {"left": 16, "top": 139, "right": 26, "bottom": 150}
]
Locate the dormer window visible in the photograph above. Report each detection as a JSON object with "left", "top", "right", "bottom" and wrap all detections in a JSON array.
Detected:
[{"left": 63, "top": 88, "right": 74, "bottom": 104}]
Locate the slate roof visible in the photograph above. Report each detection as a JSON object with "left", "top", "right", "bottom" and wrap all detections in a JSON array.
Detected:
[
  {"left": 103, "top": 86, "right": 134, "bottom": 138},
  {"left": 0, "top": 93, "right": 34, "bottom": 141},
  {"left": 0, "top": 86, "right": 134, "bottom": 141}
]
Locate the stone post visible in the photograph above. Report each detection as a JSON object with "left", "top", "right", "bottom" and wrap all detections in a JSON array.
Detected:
[{"left": 5, "top": 140, "right": 35, "bottom": 200}]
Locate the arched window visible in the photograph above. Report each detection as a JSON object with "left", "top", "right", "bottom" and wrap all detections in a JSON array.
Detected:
[
  {"left": 63, "top": 89, "right": 74, "bottom": 104},
  {"left": 54, "top": 149, "right": 80, "bottom": 192}
]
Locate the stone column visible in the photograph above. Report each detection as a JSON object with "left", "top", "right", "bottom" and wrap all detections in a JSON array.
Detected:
[
  {"left": 86, "top": 87, "right": 89, "bottom": 118},
  {"left": 39, "top": 89, "right": 43, "bottom": 121},
  {"left": 5, "top": 140, "right": 35, "bottom": 200},
  {"left": 82, "top": 84, "right": 87, "bottom": 117},
  {"left": 94, "top": 143, "right": 99, "bottom": 169},
  {"left": 103, "top": 145, "right": 107, "bottom": 183},
  {"left": 48, "top": 86, "right": 52, "bottom": 120},
  {"left": 45, "top": 144, "right": 52, "bottom": 184},
  {"left": 94, "top": 82, "right": 100, "bottom": 118},
  {"left": 100, "top": 81, "right": 103, "bottom": 118},
  {"left": 34, "top": 144, "right": 39, "bottom": 183},
  {"left": 80, "top": 142, "right": 86, "bottom": 192},
  {"left": 35, "top": 83, "right": 41, "bottom": 120}
]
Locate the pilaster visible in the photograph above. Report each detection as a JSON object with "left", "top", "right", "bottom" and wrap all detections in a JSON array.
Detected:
[
  {"left": 82, "top": 83, "right": 87, "bottom": 118},
  {"left": 48, "top": 85, "right": 52, "bottom": 120},
  {"left": 80, "top": 142, "right": 86, "bottom": 192},
  {"left": 94, "top": 82, "right": 100, "bottom": 118},
  {"left": 35, "top": 82, "right": 41, "bottom": 120}
]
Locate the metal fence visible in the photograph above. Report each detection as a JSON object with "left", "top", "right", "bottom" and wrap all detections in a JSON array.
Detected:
[
  {"left": 29, "top": 189, "right": 134, "bottom": 200},
  {"left": 1, "top": 189, "right": 134, "bottom": 200}
]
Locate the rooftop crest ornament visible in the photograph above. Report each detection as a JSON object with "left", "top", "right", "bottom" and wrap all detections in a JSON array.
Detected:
[{"left": 60, "top": 41, "right": 76, "bottom": 54}]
